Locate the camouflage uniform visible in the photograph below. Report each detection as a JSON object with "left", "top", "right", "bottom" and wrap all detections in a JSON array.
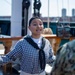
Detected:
[{"left": 50, "top": 40, "right": 75, "bottom": 75}]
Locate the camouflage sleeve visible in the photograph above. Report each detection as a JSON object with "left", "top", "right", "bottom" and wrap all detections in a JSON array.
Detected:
[{"left": 50, "top": 43, "right": 68, "bottom": 75}]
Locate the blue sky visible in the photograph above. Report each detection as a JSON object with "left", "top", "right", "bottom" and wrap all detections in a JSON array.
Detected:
[{"left": 0, "top": 0, "right": 75, "bottom": 17}]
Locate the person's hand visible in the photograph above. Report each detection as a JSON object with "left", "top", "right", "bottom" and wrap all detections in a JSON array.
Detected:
[{"left": 45, "top": 64, "right": 52, "bottom": 74}]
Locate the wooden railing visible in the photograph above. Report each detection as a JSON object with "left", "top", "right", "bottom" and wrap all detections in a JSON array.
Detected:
[
  {"left": 1, "top": 34, "right": 75, "bottom": 55},
  {"left": 42, "top": 34, "right": 61, "bottom": 55},
  {"left": 0, "top": 36, "right": 22, "bottom": 73},
  {"left": 42, "top": 34, "right": 75, "bottom": 54}
]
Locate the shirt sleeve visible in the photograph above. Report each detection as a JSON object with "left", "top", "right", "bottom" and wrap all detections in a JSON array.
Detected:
[
  {"left": 0, "top": 40, "right": 23, "bottom": 65},
  {"left": 46, "top": 39, "right": 56, "bottom": 66},
  {"left": 48, "top": 44, "right": 56, "bottom": 66}
]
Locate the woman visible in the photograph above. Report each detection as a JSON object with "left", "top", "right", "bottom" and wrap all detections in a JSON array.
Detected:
[
  {"left": 42, "top": 28, "right": 56, "bottom": 55},
  {"left": 0, "top": 17, "right": 55, "bottom": 75}
]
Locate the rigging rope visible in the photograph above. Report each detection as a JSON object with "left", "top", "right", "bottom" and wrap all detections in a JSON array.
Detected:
[
  {"left": 57, "top": 0, "right": 59, "bottom": 17},
  {"left": 67, "top": 0, "right": 70, "bottom": 25},
  {"left": 47, "top": 0, "right": 50, "bottom": 28}
]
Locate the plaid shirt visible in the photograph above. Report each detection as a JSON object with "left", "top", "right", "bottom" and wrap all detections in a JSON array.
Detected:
[
  {"left": 0, "top": 35, "right": 55, "bottom": 74},
  {"left": 51, "top": 40, "right": 75, "bottom": 75}
]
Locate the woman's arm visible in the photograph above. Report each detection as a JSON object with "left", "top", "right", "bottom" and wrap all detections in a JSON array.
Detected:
[{"left": 0, "top": 40, "right": 23, "bottom": 65}]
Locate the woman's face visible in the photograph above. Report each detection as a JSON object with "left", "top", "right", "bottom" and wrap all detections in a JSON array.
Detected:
[{"left": 29, "top": 18, "right": 44, "bottom": 37}]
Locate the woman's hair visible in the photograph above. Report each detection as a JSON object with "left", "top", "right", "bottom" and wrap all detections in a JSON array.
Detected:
[
  {"left": 42, "top": 28, "right": 53, "bottom": 34},
  {"left": 29, "top": 17, "right": 42, "bottom": 26}
]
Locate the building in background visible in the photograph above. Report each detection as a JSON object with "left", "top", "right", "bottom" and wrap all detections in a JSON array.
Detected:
[
  {"left": 1, "top": 15, "right": 75, "bottom": 35},
  {"left": 62, "top": 8, "right": 66, "bottom": 17},
  {"left": 72, "top": 8, "right": 75, "bottom": 17},
  {"left": 0, "top": 16, "right": 11, "bottom": 35}
]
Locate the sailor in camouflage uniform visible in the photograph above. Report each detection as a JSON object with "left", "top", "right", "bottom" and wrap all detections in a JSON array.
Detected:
[{"left": 50, "top": 40, "right": 75, "bottom": 75}]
